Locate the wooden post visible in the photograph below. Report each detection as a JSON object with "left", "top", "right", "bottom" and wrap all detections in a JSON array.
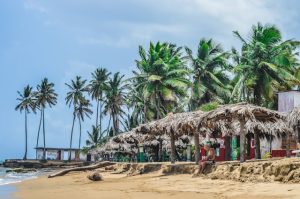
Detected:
[
  {"left": 158, "top": 138, "right": 162, "bottom": 162},
  {"left": 225, "top": 136, "right": 231, "bottom": 161},
  {"left": 240, "top": 119, "right": 246, "bottom": 163},
  {"left": 194, "top": 132, "right": 200, "bottom": 165},
  {"left": 170, "top": 130, "right": 176, "bottom": 164},
  {"left": 254, "top": 132, "right": 261, "bottom": 159},
  {"left": 286, "top": 132, "right": 290, "bottom": 158}
]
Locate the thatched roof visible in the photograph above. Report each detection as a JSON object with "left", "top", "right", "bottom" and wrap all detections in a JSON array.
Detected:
[
  {"left": 134, "top": 103, "right": 291, "bottom": 137},
  {"left": 94, "top": 131, "right": 192, "bottom": 155},
  {"left": 287, "top": 107, "right": 300, "bottom": 131},
  {"left": 134, "top": 110, "right": 204, "bottom": 136}
]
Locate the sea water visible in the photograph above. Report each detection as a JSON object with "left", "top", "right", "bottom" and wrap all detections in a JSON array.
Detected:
[
  {"left": 0, "top": 162, "right": 40, "bottom": 199},
  {"left": 0, "top": 167, "right": 38, "bottom": 185}
]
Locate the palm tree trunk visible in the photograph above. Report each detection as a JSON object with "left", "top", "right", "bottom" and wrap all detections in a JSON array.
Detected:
[
  {"left": 105, "top": 115, "right": 112, "bottom": 138},
  {"left": 23, "top": 110, "right": 28, "bottom": 160},
  {"left": 36, "top": 110, "right": 42, "bottom": 159},
  {"left": 69, "top": 112, "right": 76, "bottom": 161},
  {"left": 111, "top": 111, "right": 118, "bottom": 136},
  {"left": 96, "top": 99, "right": 99, "bottom": 128},
  {"left": 78, "top": 118, "right": 82, "bottom": 149},
  {"left": 99, "top": 100, "right": 103, "bottom": 136},
  {"left": 42, "top": 108, "right": 46, "bottom": 160}
]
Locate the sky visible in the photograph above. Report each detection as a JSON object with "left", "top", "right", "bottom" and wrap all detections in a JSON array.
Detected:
[{"left": 1, "top": 0, "right": 300, "bottom": 160}]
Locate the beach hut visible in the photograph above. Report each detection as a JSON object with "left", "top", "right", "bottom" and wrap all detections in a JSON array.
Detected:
[{"left": 135, "top": 103, "right": 290, "bottom": 163}]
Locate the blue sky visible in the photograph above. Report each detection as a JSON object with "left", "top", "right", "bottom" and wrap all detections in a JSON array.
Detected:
[{"left": 0, "top": 0, "right": 300, "bottom": 160}]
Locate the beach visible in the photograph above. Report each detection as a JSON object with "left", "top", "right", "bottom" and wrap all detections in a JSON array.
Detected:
[{"left": 15, "top": 169, "right": 300, "bottom": 199}]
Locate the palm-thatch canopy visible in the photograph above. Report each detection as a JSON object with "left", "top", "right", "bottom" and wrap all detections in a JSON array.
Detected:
[
  {"left": 134, "top": 103, "right": 290, "bottom": 138},
  {"left": 287, "top": 107, "right": 300, "bottom": 131},
  {"left": 196, "top": 103, "right": 291, "bottom": 138},
  {"left": 134, "top": 110, "right": 204, "bottom": 136}
]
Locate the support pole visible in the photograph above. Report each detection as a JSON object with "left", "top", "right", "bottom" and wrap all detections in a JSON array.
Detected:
[
  {"left": 254, "top": 132, "right": 261, "bottom": 159},
  {"left": 170, "top": 130, "right": 176, "bottom": 164},
  {"left": 194, "top": 132, "right": 200, "bottom": 165},
  {"left": 240, "top": 119, "right": 246, "bottom": 163}
]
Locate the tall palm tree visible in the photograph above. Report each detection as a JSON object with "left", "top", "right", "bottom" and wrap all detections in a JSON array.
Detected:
[
  {"left": 185, "top": 39, "right": 231, "bottom": 110},
  {"left": 89, "top": 68, "right": 111, "bottom": 135},
  {"left": 104, "top": 72, "right": 127, "bottom": 136},
  {"left": 65, "top": 76, "right": 88, "bottom": 160},
  {"left": 133, "top": 42, "right": 190, "bottom": 120},
  {"left": 231, "top": 23, "right": 300, "bottom": 107},
  {"left": 35, "top": 78, "right": 57, "bottom": 160},
  {"left": 75, "top": 98, "right": 93, "bottom": 149},
  {"left": 15, "top": 85, "right": 36, "bottom": 160}
]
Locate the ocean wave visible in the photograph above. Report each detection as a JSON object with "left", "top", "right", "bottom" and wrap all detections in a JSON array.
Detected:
[{"left": 0, "top": 170, "right": 38, "bottom": 186}]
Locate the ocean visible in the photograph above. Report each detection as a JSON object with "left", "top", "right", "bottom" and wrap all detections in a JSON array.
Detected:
[{"left": 0, "top": 162, "right": 40, "bottom": 199}]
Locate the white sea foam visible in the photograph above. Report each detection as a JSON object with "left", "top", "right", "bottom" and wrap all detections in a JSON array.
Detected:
[{"left": 0, "top": 168, "right": 38, "bottom": 186}]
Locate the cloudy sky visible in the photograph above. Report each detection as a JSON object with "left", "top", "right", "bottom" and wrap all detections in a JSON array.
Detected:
[{"left": 0, "top": 0, "right": 299, "bottom": 160}]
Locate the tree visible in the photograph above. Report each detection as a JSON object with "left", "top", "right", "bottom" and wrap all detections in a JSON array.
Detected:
[
  {"left": 133, "top": 42, "right": 190, "bottom": 120},
  {"left": 89, "top": 68, "right": 111, "bottom": 135},
  {"left": 86, "top": 125, "right": 102, "bottom": 149},
  {"left": 65, "top": 76, "right": 88, "bottom": 160},
  {"left": 75, "top": 98, "right": 93, "bottom": 149},
  {"left": 185, "top": 39, "right": 231, "bottom": 110},
  {"left": 231, "top": 23, "right": 300, "bottom": 107},
  {"left": 104, "top": 72, "right": 127, "bottom": 136},
  {"left": 35, "top": 78, "right": 58, "bottom": 160},
  {"left": 15, "top": 85, "right": 36, "bottom": 160}
]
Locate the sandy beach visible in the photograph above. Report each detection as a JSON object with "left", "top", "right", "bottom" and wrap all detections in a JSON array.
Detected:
[{"left": 15, "top": 169, "right": 300, "bottom": 199}]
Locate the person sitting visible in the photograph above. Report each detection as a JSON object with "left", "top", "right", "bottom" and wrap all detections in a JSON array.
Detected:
[{"left": 194, "top": 143, "right": 215, "bottom": 176}]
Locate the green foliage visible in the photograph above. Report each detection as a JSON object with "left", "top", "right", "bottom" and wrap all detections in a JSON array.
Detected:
[
  {"left": 199, "top": 102, "right": 219, "bottom": 112},
  {"left": 231, "top": 23, "right": 300, "bottom": 107},
  {"left": 185, "top": 39, "right": 231, "bottom": 110}
]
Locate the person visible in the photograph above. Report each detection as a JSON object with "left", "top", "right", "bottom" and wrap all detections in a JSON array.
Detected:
[{"left": 194, "top": 142, "right": 215, "bottom": 176}]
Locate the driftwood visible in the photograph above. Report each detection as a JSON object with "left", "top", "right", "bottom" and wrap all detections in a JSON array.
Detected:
[{"left": 48, "top": 161, "right": 115, "bottom": 178}]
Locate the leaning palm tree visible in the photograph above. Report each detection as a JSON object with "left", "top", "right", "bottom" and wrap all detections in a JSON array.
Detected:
[
  {"left": 15, "top": 85, "right": 36, "bottom": 160},
  {"left": 231, "top": 23, "right": 300, "bottom": 107},
  {"left": 89, "top": 68, "right": 111, "bottom": 134},
  {"left": 133, "top": 42, "right": 190, "bottom": 120},
  {"left": 104, "top": 72, "right": 127, "bottom": 136},
  {"left": 75, "top": 98, "right": 93, "bottom": 149},
  {"left": 185, "top": 38, "right": 232, "bottom": 110},
  {"left": 35, "top": 78, "right": 57, "bottom": 160},
  {"left": 65, "top": 76, "right": 88, "bottom": 160}
]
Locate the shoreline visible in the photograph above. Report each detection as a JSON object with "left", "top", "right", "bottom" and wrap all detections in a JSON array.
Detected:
[{"left": 14, "top": 169, "right": 300, "bottom": 199}]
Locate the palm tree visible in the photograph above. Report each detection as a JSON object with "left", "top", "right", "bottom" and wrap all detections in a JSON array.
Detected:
[
  {"left": 104, "top": 72, "right": 127, "bottom": 136},
  {"left": 89, "top": 68, "right": 111, "bottom": 135},
  {"left": 35, "top": 78, "right": 57, "bottom": 160},
  {"left": 15, "top": 85, "right": 36, "bottom": 160},
  {"left": 231, "top": 23, "right": 300, "bottom": 107},
  {"left": 75, "top": 98, "right": 93, "bottom": 149},
  {"left": 133, "top": 42, "right": 190, "bottom": 120},
  {"left": 65, "top": 76, "right": 88, "bottom": 160},
  {"left": 86, "top": 125, "right": 102, "bottom": 149},
  {"left": 185, "top": 39, "right": 231, "bottom": 110}
]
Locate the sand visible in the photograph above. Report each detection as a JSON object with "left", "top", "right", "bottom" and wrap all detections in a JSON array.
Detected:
[{"left": 15, "top": 169, "right": 300, "bottom": 199}]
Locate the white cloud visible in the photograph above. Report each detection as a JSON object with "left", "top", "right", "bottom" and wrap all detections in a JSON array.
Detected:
[{"left": 24, "top": 0, "right": 48, "bottom": 14}]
